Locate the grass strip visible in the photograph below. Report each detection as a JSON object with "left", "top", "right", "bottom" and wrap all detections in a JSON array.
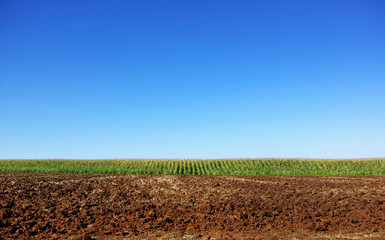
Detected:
[{"left": 0, "top": 158, "right": 385, "bottom": 175}]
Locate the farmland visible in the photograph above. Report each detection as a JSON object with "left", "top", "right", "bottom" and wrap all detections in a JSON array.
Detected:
[
  {"left": 1, "top": 159, "right": 385, "bottom": 239},
  {"left": 1, "top": 172, "right": 385, "bottom": 239},
  {"left": 1, "top": 158, "right": 385, "bottom": 175}
]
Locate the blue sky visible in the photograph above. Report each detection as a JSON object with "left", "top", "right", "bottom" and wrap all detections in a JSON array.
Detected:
[{"left": 1, "top": 0, "right": 384, "bottom": 159}]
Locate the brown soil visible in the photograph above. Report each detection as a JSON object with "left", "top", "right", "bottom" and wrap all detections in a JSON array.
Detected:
[{"left": 1, "top": 172, "right": 385, "bottom": 240}]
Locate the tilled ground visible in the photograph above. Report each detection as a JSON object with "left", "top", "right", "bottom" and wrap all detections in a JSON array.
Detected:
[{"left": 1, "top": 172, "right": 385, "bottom": 239}]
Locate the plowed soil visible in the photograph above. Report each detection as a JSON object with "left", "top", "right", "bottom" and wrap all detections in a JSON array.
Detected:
[{"left": 1, "top": 172, "right": 385, "bottom": 239}]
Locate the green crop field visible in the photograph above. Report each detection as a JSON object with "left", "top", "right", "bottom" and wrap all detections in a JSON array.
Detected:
[{"left": 1, "top": 158, "right": 385, "bottom": 175}]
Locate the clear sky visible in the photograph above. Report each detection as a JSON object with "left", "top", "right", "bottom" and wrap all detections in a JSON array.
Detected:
[{"left": 1, "top": 0, "right": 384, "bottom": 159}]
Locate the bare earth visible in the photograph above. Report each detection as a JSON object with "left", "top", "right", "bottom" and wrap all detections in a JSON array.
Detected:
[{"left": 1, "top": 172, "right": 385, "bottom": 239}]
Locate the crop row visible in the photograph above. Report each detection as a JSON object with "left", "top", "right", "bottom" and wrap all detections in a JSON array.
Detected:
[{"left": 1, "top": 158, "right": 385, "bottom": 175}]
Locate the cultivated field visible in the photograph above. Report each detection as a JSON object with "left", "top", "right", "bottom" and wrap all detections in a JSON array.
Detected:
[
  {"left": 1, "top": 172, "right": 385, "bottom": 239},
  {"left": 1, "top": 158, "right": 385, "bottom": 175},
  {"left": 1, "top": 159, "right": 385, "bottom": 239}
]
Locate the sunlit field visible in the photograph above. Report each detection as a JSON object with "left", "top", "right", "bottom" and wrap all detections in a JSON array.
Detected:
[{"left": 1, "top": 158, "right": 385, "bottom": 175}]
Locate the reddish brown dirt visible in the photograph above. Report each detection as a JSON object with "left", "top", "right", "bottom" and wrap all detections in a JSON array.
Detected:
[{"left": 1, "top": 172, "right": 385, "bottom": 240}]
